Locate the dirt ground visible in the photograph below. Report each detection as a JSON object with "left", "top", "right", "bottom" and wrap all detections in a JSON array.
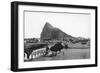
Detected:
[{"left": 26, "top": 48, "right": 90, "bottom": 62}]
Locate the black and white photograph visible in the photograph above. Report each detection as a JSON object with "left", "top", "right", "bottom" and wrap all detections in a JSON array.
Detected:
[
  {"left": 11, "top": 1, "right": 97, "bottom": 71},
  {"left": 24, "top": 11, "right": 91, "bottom": 62}
]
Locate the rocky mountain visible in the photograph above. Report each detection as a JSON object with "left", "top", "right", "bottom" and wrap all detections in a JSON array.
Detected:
[{"left": 40, "top": 22, "right": 77, "bottom": 42}]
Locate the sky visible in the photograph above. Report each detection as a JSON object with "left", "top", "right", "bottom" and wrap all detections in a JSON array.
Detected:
[{"left": 24, "top": 11, "right": 91, "bottom": 38}]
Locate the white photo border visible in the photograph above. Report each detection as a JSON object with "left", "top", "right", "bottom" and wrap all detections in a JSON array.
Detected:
[{"left": 18, "top": 5, "right": 96, "bottom": 69}]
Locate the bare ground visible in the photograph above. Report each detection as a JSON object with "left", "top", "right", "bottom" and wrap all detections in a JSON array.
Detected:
[{"left": 26, "top": 48, "right": 90, "bottom": 62}]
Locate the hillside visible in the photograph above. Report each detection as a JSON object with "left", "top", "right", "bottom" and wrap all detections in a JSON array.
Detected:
[{"left": 40, "top": 22, "right": 77, "bottom": 42}]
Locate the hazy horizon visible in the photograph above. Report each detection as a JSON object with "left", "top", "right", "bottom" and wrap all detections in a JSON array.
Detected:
[{"left": 24, "top": 11, "right": 91, "bottom": 38}]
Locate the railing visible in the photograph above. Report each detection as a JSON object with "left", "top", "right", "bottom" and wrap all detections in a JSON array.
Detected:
[{"left": 24, "top": 48, "right": 46, "bottom": 61}]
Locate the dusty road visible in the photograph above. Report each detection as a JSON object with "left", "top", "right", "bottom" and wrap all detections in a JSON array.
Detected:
[{"left": 27, "top": 48, "right": 90, "bottom": 62}]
